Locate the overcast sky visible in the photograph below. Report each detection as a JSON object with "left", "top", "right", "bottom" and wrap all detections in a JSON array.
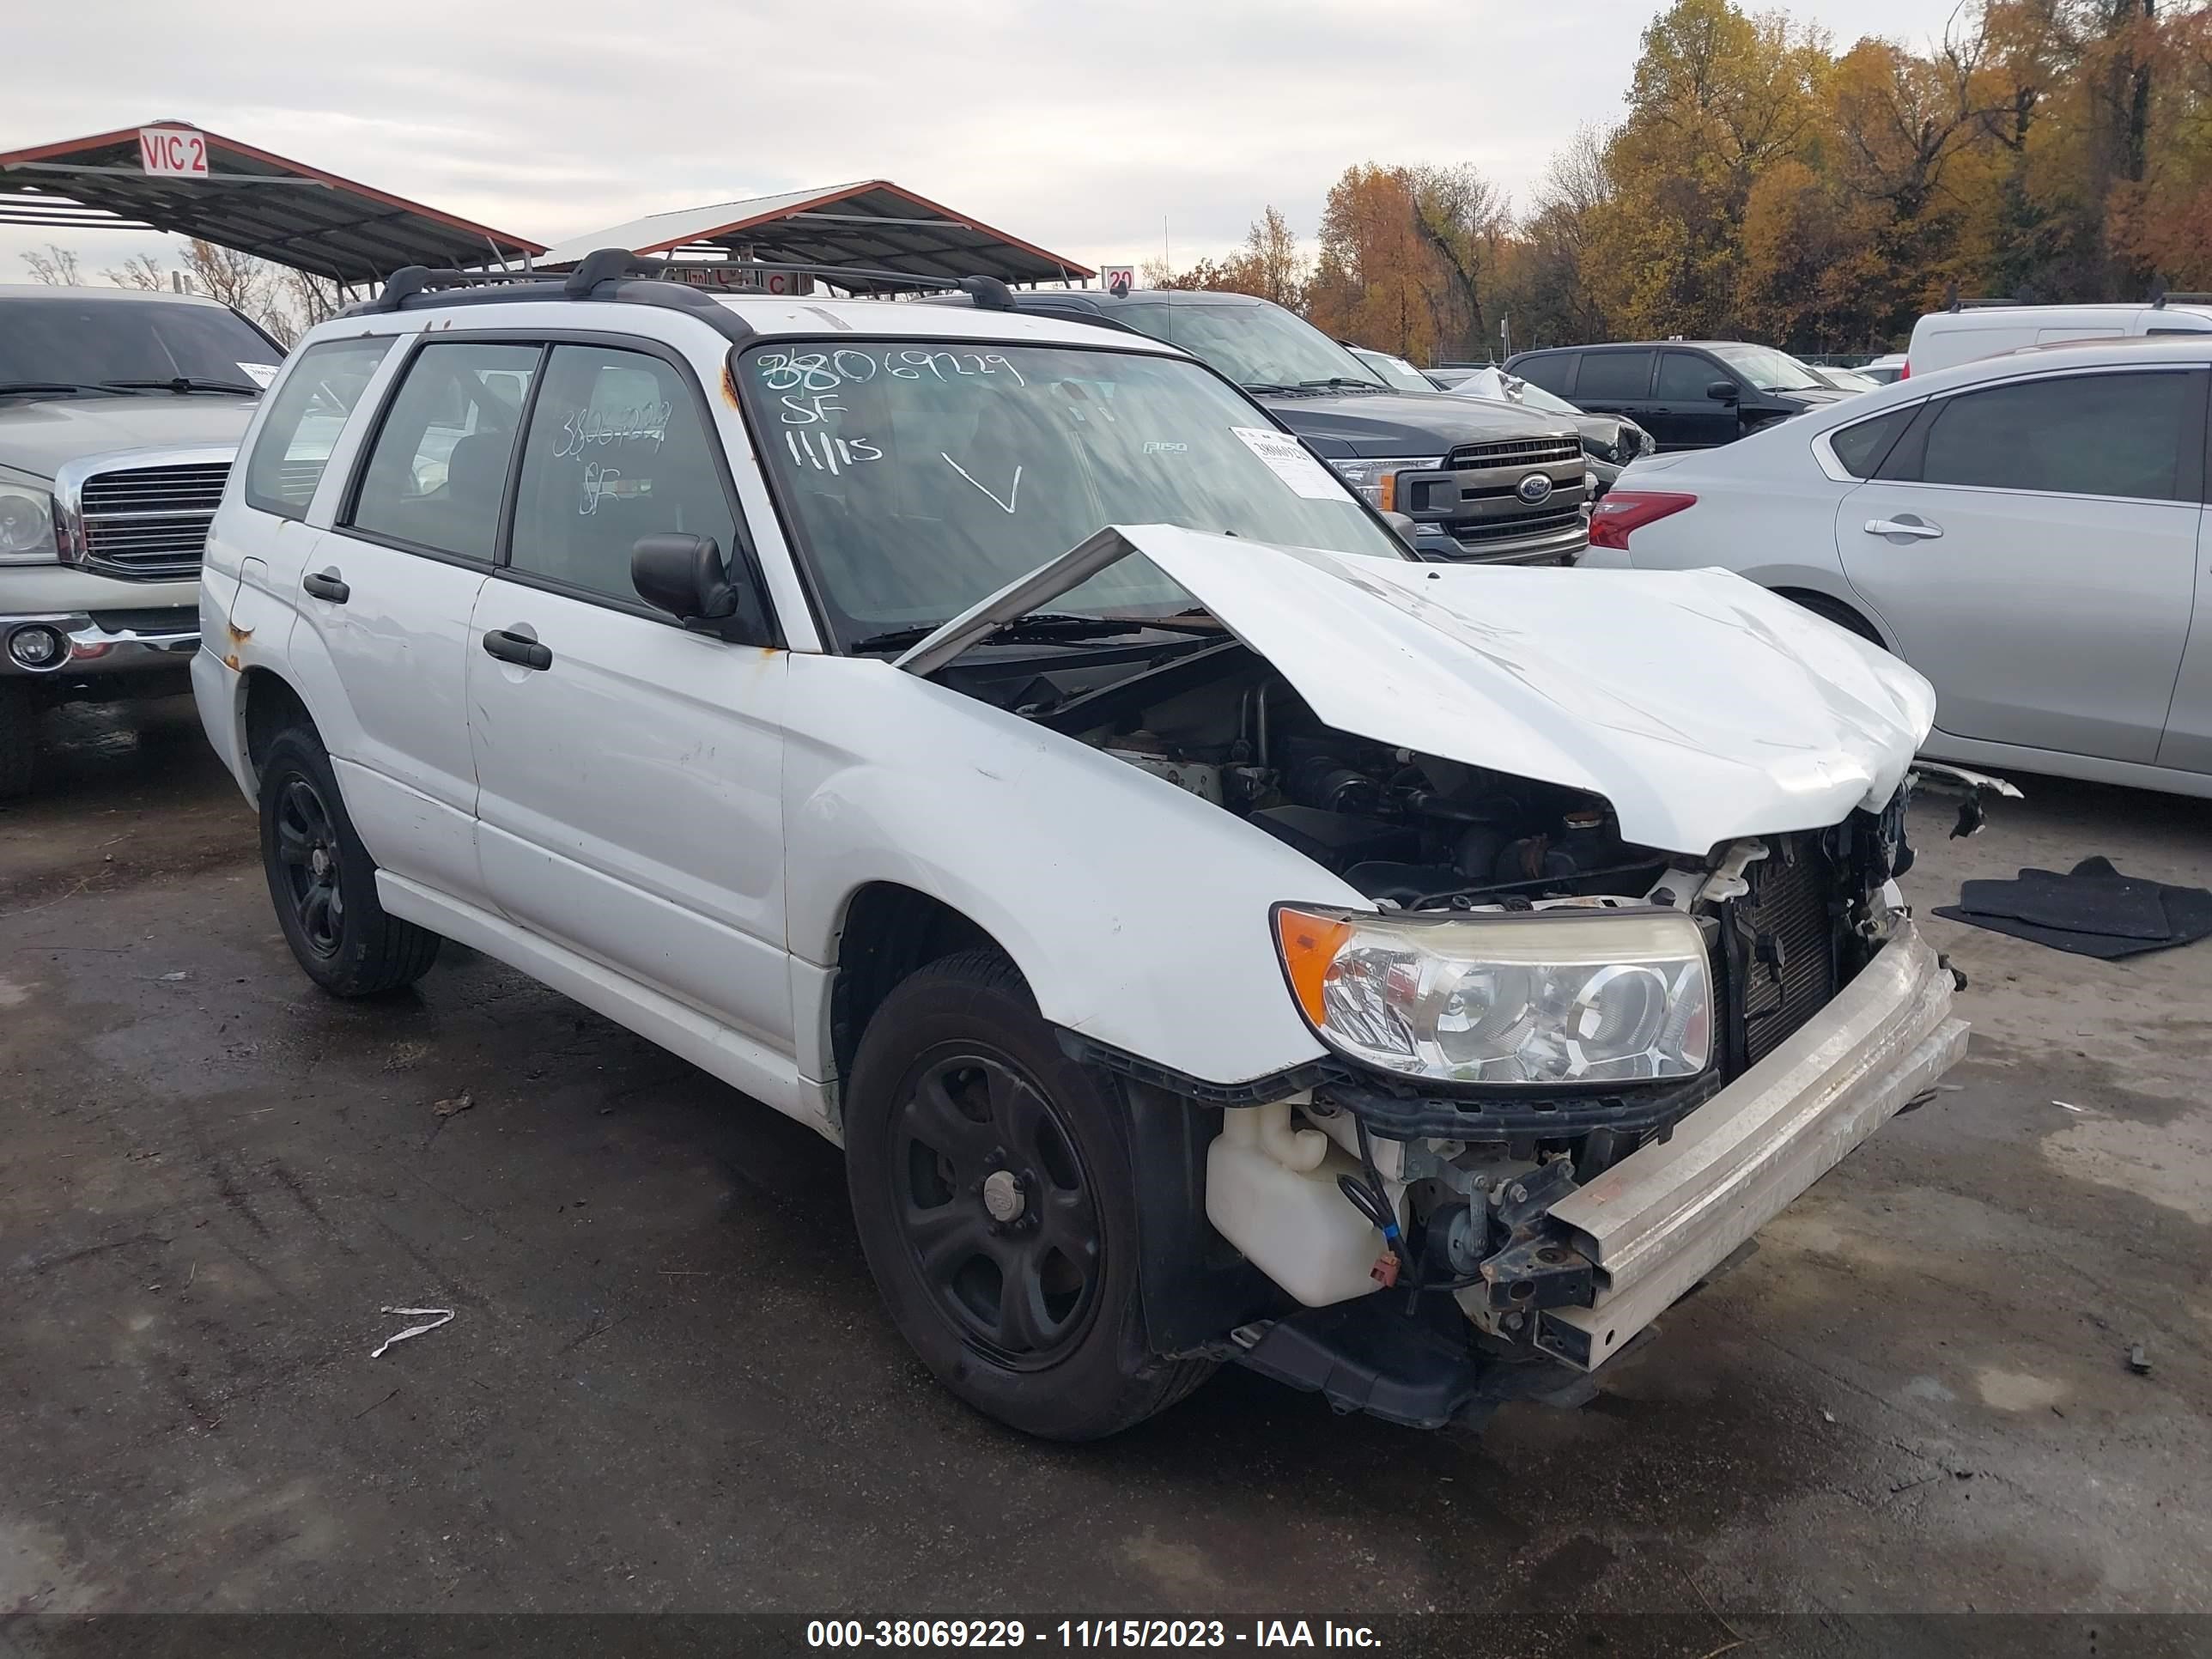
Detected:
[{"left": 5, "top": 0, "right": 1976, "bottom": 283}]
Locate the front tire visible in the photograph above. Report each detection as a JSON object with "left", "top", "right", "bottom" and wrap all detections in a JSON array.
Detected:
[
  {"left": 843, "top": 951, "right": 1213, "bottom": 1439},
  {"left": 258, "top": 724, "right": 440, "bottom": 996}
]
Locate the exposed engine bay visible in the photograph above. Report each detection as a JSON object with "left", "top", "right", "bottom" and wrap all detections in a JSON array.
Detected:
[
  {"left": 944, "top": 635, "right": 1934, "bottom": 1423},
  {"left": 967, "top": 637, "right": 1682, "bottom": 910}
]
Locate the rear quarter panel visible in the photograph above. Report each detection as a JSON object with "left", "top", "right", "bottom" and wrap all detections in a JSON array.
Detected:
[{"left": 1610, "top": 440, "right": 1853, "bottom": 599}]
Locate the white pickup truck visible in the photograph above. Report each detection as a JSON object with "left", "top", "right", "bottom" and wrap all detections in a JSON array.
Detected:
[
  {"left": 191, "top": 253, "right": 1970, "bottom": 1439},
  {"left": 0, "top": 283, "right": 279, "bottom": 796}
]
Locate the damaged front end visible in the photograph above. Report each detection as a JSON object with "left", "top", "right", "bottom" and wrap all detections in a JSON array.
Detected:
[
  {"left": 906, "top": 523, "right": 1976, "bottom": 1429},
  {"left": 1200, "top": 795, "right": 1969, "bottom": 1430}
]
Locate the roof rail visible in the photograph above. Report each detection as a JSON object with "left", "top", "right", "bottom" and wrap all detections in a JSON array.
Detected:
[
  {"left": 2150, "top": 281, "right": 2212, "bottom": 308},
  {"left": 1942, "top": 281, "right": 2025, "bottom": 313},
  {"left": 334, "top": 250, "right": 1033, "bottom": 343},
  {"left": 563, "top": 247, "right": 668, "bottom": 295}
]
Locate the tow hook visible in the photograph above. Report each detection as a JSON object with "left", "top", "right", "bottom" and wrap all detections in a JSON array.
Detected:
[
  {"left": 1455, "top": 1160, "right": 1595, "bottom": 1314},
  {"left": 1475, "top": 1234, "right": 1596, "bottom": 1311}
]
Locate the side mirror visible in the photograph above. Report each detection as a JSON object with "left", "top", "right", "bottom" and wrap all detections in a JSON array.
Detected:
[
  {"left": 1706, "top": 380, "right": 1741, "bottom": 404},
  {"left": 1382, "top": 510, "right": 1421, "bottom": 547},
  {"left": 631, "top": 533, "right": 737, "bottom": 624}
]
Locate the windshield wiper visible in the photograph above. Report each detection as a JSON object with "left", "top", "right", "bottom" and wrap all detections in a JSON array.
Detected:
[
  {"left": 1297, "top": 378, "right": 1389, "bottom": 392},
  {"left": 100, "top": 377, "right": 261, "bottom": 395},
  {"left": 852, "top": 611, "right": 1225, "bottom": 656},
  {"left": 1241, "top": 381, "right": 1303, "bottom": 395},
  {"left": 850, "top": 613, "right": 1142, "bottom": 654},
  {"left": 0, "top": 380, "right": 112, "bottom": 397}
]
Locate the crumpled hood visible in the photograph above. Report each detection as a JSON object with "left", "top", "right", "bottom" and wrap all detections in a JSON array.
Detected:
[
  {"left": 1264, "top": 390, "right": 1578, "bottom": 459},
  {"left": 0, "top": 395, "right": 255, "bottom": 482},
  {"left": 905, "top": 525, "right": 1938, "bottom": 855}
]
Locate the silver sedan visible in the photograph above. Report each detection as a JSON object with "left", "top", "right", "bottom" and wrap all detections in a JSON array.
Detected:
[{"left": 1581, "top": 334, "right": 2212, "bottom": 799}]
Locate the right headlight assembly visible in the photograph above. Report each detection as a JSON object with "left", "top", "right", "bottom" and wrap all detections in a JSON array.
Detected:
[
  {"left": 0, "top": 485, "right": 56, "bottom": 564},
  {"left": 1273, "top": 904, "right": 1713, "bottom": 1085}
]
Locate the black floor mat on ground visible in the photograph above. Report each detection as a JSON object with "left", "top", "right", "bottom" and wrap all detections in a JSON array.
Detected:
[{"left": 1935, "top": 855, "right": 2212, "bottom": 959}]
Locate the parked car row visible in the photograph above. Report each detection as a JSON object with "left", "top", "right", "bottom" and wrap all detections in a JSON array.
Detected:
[
  {"left": 10, "top": 257, "right": 2180, "bottom": 1449},
  {"left": 950, "top": 289, "right": 1599, "bottom": 565}
]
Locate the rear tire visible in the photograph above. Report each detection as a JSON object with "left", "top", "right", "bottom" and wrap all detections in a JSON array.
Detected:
[
  {"left": 258, "top": 724, "right": 441, "bottom": 996},
  {"left": 0, "top": 682, "right": 37, "bottom": 802},
  {"left": 843, "top": 950, "right": 1214, "bottom": 1439}
]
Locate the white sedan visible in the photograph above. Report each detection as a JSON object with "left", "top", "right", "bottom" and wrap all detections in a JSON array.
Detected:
[{"left": 1583, "top": 334, "right": 2212, "bottom": 799}]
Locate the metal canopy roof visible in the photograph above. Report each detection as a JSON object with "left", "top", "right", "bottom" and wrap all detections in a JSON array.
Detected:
[
  {"left": 0, "top": 124, "right": 545, "bottom": 283},
  {"left": 537, "top": 180, "right": 1093, "bottom": 290}
]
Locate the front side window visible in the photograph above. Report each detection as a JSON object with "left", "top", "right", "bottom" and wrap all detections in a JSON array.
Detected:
[
  {"left": 1918, "top": 372, "right": 2194, "bottom": 501},
  {"left": 1111, "top": 302, "right": 1387, "bottom": 391},
  {"left": 508, "top": 345, "right": 741, "bottom": 604},
  {"left": 349, "top": 343, "right": 541, "bottom": 561},
  {"left": 1573, "top": 351, "right": 1653, "bottom": 400},
  {"left": 744, "top": 341, "right": 1407, "bottom": 645},
  {"left": 1655, "top": 351, "right": 1718, "bottom": 401},
  {"left": 243, "top": 337, "right": 393, "bottom": 519}
]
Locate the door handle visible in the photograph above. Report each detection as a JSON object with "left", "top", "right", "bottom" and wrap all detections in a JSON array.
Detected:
[
  {"left": 1865, "top": 517, "right": 1943, "bottom": 540},
  {"left": 301, "top": 569, "right": 349, "bottom": 604},
  {"left": 481, "top": 628, "right": 553, "bottom": 671}
]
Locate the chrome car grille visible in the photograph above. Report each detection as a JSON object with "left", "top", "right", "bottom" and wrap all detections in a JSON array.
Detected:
[
  {"left": 1446, "top": 436, "right": 1583, "bottom": 470},
  {"left": 75, "top": 461, "right": 230, "bottom": 580},
  {"left": 1451, "top": 508, "right": 1586, "bottom": 544}
]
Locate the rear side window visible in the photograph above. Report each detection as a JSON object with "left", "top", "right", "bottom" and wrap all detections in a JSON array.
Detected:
[
  {"left": 1574, "top": 350, "right": 1654, "bottom": 400},
  {"left": 349, "top": 343, "right": 542, "bottom": 562},
  {"left": 242, "top": 337, "right": 392, "bottom": 520},
  {"left": 1829, "top": 404, "right": 1918, "bottom": 479},
  {"left": 1516, "top": 353, "right": 1578, "bottom": 396},
  {"left": 1918, "top": 372, "right": 2196, "bottom": 501},
  {"left": 507, "top": 344, "right": 741, "bottom": 605}
]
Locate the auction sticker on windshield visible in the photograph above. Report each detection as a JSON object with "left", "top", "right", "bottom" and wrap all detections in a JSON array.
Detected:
[{"left": 1231, "top": 426, "right": 1343, "bottom": 500}]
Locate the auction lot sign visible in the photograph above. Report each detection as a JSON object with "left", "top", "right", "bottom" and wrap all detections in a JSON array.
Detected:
[{"left": 137, "top": 126, "right": 210, "bottom": 177}]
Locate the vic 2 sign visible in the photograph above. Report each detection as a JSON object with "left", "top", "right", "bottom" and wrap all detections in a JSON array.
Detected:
[{"left": 138, "top": 127, "right": 210, "bottom": 178}]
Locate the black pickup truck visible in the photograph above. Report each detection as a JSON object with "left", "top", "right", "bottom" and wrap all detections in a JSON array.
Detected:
[{"left": 940, "top": 288, "right": 1593, "bottom": 565}]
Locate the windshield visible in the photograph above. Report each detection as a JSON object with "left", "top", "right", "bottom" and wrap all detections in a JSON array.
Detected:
[
  {"left": 1707, "top": 343, "right": 1827, "bottom": 392},
  {"left": 1110, "top": 301, "right": 1388, "bottom": 392},
  {"left": 1352, "top": 349, "right": 1437, "bottom": 393},
  {"left": 0, "top": 295, "right": 278, "bottom": 392},
  {"left": 745, "top": 340, "right": 1407, "bottom": 647},
  {"left": 1817, "top": 366, "right": 1881, "bottom": 392}
]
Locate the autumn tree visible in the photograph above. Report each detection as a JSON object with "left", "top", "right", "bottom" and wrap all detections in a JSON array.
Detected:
[{"left": 1585, "top": 0, "right": 1832, "bottom": 335}]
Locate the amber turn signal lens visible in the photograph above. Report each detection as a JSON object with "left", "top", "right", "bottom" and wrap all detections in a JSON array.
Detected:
[{"left": 1275, "top": 907, "right": 1351, "bottom": 1026}]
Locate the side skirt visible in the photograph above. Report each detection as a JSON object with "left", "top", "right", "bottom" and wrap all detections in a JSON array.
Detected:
[{"left": 377, "top": 872, "right": 837, "bottom": 1144}]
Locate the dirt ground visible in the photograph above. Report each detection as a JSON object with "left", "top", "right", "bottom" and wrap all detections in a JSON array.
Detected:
[{"left": 2, "top": 696, "right": 2208, "bottom": 1643}]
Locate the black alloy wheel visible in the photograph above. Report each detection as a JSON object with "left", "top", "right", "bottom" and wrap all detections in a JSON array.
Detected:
[
  {"left": 842, "top": 950, "right": 1215, "bottom": 1439},
  {"left": 256, "top": 723, "right": 441, "bottom": 997},
  {"left": 272, "top": 774, "right": 346, "bottom": 957},
  {"left": 890, "top": 1050, "right": 1103, "bottom": 1367}
]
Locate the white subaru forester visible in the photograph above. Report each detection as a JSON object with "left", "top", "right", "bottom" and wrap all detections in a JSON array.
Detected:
[{"left": 193, "top": 252, "right": 1970, "bottom": 1439}]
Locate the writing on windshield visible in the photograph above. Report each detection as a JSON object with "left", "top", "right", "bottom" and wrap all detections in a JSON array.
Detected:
[{"left": 745, "top": 342, "right": 1401, "bottom": 646}]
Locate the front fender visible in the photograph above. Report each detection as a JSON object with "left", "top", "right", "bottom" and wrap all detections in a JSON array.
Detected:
[{"left": 782, "top": 654, "right": 1359, "bottom": 1089}]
